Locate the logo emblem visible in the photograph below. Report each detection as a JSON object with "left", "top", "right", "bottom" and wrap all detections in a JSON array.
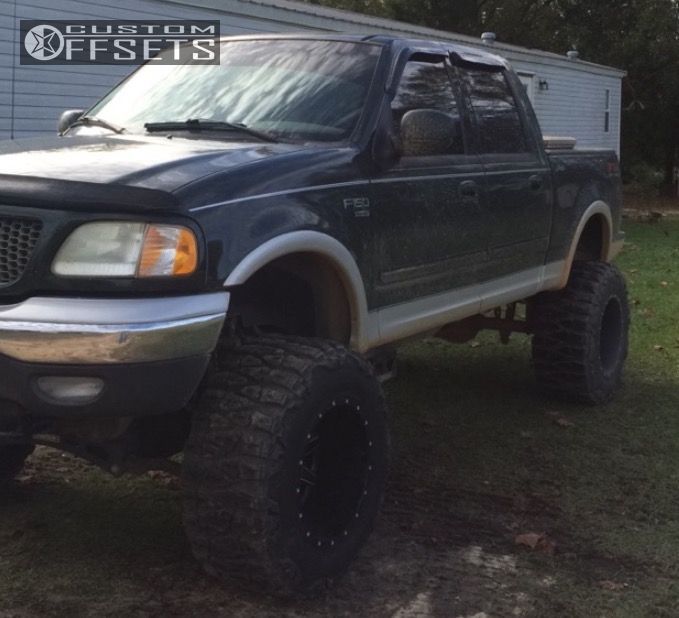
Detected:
[
  {"left": 343, "top": 197, "right": 371, "bottom": 218},
  {"left": 20, "top": 20, "right": 219, "bottom": 65},
  {"left": 24, "top": 24, "right": 64, "bottom": 61}
]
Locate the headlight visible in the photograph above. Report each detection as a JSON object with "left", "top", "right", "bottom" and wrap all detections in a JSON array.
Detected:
[{"left": 52, "top": 222, "right": 198, "bottom": 278}]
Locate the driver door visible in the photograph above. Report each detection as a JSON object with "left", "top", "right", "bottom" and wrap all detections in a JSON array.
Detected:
[{"left": 369, "top": 55, "right": 487, "bottom": 309}]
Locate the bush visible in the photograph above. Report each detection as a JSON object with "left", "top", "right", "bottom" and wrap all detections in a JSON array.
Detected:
[{"left": 625, "top": 162, "right": 665, "bottom": 196}]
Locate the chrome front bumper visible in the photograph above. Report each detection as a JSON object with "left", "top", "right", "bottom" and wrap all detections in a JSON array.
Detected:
[{"left": 0, "top": 293, "right": 229, "bottom": 364}]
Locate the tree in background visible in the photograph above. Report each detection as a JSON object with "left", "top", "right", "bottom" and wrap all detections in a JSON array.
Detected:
[{"left": 304, "top": 0, "right": 679, "bottom": 191}]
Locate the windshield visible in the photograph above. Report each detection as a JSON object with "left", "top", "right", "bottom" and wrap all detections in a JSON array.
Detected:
[{"left": 86, "top": 39, "right": 382, "bottom": 143}]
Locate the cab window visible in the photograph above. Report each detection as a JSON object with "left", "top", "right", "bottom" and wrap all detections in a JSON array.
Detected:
[
  {"left": 462, "top": 68, "right": 531, "bottom": 154},
  {"left": 391, "top": 59, "right": 465, "bottom": 156}
]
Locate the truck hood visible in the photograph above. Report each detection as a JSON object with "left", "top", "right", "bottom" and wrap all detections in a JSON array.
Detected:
[{"left": 0, "top": 134, "right": 301, "bottom": 190}]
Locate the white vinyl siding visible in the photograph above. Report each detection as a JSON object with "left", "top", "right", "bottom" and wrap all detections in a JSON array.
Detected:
[
  {"left": 0, "top": 1, "right": 14, "bottom": 140},
  {"left": 511, "top": 59, "right": 622, "bottom": 153},
  {"left": 1, "top": 0, "right": 314, "bottom": 140},
  {"left": 0, "top": 0, "right": 624, "bottom": 153}
]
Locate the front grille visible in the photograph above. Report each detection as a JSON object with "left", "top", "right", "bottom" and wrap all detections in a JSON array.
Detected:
[{"left": 0, "top": 217, "right": 43, "bottom": 286}]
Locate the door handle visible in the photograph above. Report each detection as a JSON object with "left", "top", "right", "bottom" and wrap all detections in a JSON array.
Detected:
[
  {"left": 529, "top": 175, "right": 544, "bottom": 191},
  {"left": 459, "top": 180, "right": 479, "bottom": 202}
]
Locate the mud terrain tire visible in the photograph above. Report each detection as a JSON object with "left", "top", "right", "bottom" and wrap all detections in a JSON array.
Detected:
[
  {"left": 183, "top": 335, "right": 389, "bottom": 595},
  {"left": 532, "top": 262, "right": 630, "bottom": 404}
]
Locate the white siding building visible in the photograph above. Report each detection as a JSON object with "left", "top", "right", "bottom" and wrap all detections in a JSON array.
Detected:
[{"left": 0, "top": 0, "right": 625, "bottom": 151}]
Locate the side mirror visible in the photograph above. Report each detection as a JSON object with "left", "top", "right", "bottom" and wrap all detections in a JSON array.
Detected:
[
  {"left": 401, "top": 109, "right": 460, "bottom": 157},
  {"left": 57, "top": 109, "right": 85, "bottom": 135}
]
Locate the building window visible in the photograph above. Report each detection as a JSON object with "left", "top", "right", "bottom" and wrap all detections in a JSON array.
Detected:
[{"left": 604, "top": 89, "right": 611, "bottom": 133}]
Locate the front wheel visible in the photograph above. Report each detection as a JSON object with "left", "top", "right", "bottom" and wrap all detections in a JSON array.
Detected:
[
  {"left": 531, "top": 262, "right": 630, "bottom": 405},
  {"left": 182, "top": 334, "right": 389, "bottom": 595}
]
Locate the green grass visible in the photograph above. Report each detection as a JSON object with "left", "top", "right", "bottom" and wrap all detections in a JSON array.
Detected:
[{"left": 2, "top": 220, "right": 679, "bottom": 617}]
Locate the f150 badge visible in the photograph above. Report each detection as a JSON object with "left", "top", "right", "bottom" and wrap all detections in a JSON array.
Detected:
[{"left": 343, "top": 197, "right": 371, "bottom": 218}]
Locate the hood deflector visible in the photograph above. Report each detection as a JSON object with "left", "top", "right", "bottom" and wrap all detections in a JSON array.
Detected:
[{"left": 0, "top": 173, "right": 178, "bottom": 213}]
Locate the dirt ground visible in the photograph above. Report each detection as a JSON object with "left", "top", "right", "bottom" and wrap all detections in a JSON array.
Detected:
[
  {"left": 3, "top": 445, "right": 554, "bottom": 618},
  {"left": 2, "top": 221, "right": 679, "bottom": 617}
]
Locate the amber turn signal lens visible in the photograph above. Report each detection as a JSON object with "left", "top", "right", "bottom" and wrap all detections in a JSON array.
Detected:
[
  {"left": 138, "top": 225, "right": 198, "bottom": 277},
  {"left": 173, "top": 228, "right": 199, "bottom": 275}
]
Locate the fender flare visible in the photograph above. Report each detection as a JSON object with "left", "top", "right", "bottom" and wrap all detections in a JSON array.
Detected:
[
  {"left": 555, "top": 200, "right": 618, "bottom": 289},
  {"left": 223, "top": 231, "right": 375, "bottom": 350}
]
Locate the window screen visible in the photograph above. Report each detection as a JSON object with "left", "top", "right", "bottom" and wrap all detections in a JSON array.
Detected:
[
  {"left": 463, "top": 69, "right": 529, "bottom": 154},
  {"left": 391, "top": 60, "right": 464, "bottom": 154}
]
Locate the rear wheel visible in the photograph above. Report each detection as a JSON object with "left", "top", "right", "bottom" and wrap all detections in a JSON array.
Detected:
[
  {"left": 182, "top": 334, "right": 389, "bottom": 595},
  {"left": 532, "top": 261, "right": 630, "bottom": 404}
]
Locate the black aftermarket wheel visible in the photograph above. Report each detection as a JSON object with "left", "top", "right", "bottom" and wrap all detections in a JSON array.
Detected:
[
  {"left": 296, "top": 395, "right": 374, "bottom": 547},
  {"left": 532, "top": 261, "right": 630, "bottom": 404},
  {"left": 182, "top": 334, "right": 389, "bottom": 595}
]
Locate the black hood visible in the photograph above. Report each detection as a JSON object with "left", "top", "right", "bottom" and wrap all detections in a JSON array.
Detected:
[
  {"left": 0, "top": 134, "right": 301, "bottom": 189},
  {"left": 0, "top": 134, "right": 304, "bottom": 213}
]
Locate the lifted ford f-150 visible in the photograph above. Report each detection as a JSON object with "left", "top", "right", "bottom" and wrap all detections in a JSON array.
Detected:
[{"left": 0, "top": 35, "right": 628, "bottom": 594}]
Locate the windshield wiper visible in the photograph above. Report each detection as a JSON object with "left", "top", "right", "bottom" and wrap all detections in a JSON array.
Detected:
[
  {"left": 144, "top": 119, "right": 279, "bottom": 143},
  {"left": 70, "top": 115, "right": 125, "bottom": 134}
]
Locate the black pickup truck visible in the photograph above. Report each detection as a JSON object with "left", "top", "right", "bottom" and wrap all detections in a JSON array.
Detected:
[{"left": 0, "top": 35, "right": 628, "bottom": 594}]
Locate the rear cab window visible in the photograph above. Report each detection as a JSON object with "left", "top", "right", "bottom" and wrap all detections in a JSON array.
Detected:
[{"left": 459, "top": 67, "right": 538, "bottom": 157}]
